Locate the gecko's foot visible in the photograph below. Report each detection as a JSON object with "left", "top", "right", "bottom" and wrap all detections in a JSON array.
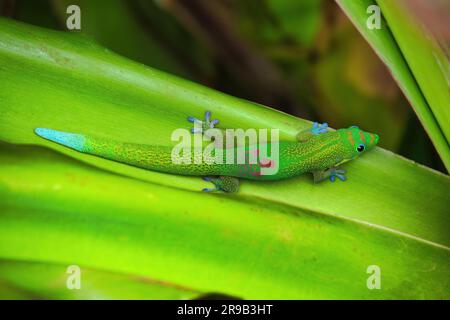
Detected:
[
  {"left": 202, "top": 176, "right": 218, "bottom": 192},
  {"left": 202, "top": 176, "right": 239, "bottom": 193},
  {"left": 188, "top": 111, "right": 219, "bottom": 135},
  {"left": 329, "top": 169, "right": 347, "bottom": 182},
  {"left": 311, "top": 122, "right": 328, "bottom": 135}
]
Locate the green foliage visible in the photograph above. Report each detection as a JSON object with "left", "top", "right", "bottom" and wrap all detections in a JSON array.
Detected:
[
  {"left": 0, "top": 17, "right": 449, "bottom": 299},
  {"left": 15, "top": 0, "right": 435, "bottom": 164},
  {"left": 234, "top": 0, "right": 413, "bottom": 153},
  {"left": 0, "top": 259, "right": 199, "bottom": 299},
  {"left": 337, "top": 0, "right": 450, "bottom": 171}
]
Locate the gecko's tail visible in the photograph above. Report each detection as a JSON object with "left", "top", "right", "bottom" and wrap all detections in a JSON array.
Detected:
[
  {"left": 34, "top": 127, "right": 219, "bottom": 176},
  {"left": 34, "top": 128, "right": 86, "bottom": 152}
]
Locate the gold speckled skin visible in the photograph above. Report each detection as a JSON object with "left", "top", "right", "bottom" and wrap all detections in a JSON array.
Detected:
[{"left": 79, "top": 127, "right": 378, "bottom": 181}]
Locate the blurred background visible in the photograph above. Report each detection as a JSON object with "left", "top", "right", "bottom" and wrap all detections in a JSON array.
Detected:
[{"left": 0, "top": 0, "right": 447, "bottom": 172}]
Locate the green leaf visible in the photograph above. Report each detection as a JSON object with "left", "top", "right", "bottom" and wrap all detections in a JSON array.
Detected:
[
  {"left": 49, "top": 0, "right": 212, "bottom": 80},
  {"left": 0, "top": 17, "right": 449, "bottom": 299},
  {"left": 0, "top": 259, "right": 200, "bottom": 299},
  {"left": 264, "top": 0, "right": 322, "bottom": 45},
  {"left": 336, "top": 0, "right": 450, "bottom": 171}
]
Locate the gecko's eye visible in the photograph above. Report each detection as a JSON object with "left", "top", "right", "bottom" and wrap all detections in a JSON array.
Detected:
[{"left": 357, "top": 144, "right": 365, "bottom": 152}]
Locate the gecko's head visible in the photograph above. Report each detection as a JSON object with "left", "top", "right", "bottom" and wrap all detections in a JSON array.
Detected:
[{"left": 339, "top": 126, "right": 379, "bottom": 161}]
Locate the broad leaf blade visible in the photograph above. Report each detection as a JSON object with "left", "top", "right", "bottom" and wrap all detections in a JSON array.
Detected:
[
  {"left": 0, "top": 259, "right": 200, "bottom": 299},
  {"left": 1, "top": 143, "right": 449, "bottom": 299}
]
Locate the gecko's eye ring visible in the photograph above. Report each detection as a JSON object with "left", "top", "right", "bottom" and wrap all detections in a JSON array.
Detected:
[{"left": 357, "top": 144, "right": 365, "bottom": 152}]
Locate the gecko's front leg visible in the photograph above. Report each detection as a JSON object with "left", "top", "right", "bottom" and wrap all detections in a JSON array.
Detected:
[{"left": 313, "top": 168, "right": 347, "bottom": 183}]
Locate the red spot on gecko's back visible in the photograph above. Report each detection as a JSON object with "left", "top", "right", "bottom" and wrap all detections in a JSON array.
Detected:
[{"left": 260, "top": 158, "right": 272, "bottom": 168}]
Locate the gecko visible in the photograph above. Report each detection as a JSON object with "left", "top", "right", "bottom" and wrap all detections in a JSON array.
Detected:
[{"left": 34, "top": 111, "right": 379, "bottom": 193}]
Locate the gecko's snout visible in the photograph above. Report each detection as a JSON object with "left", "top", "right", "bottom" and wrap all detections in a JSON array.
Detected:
[{"left": 364, "top": 131, "right": 379, "bottom": 150}]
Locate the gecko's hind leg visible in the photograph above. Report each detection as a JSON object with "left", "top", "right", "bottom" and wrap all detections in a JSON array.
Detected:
[
  {"left": 202, "top": 176, "right": 240, "bottom": 193},
  {"left": 188, "top": 111, "right": 219, "bottom": 135}
]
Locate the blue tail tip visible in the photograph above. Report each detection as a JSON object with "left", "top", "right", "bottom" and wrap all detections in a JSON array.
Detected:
[
  {"left": 35, "top": 127, "right": 54, "bottom": 137},
  {"left": 34, "top": 127, "right": 85, "bottom": 151}
]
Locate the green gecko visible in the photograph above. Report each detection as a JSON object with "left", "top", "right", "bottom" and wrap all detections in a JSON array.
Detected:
[{"left": 34, "top": 111, "right": 379, "bottom": 193}]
